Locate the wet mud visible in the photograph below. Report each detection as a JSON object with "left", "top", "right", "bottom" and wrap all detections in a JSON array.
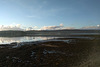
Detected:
[{"left": 0, "top": 38, "right": 100, "bottom": 67}]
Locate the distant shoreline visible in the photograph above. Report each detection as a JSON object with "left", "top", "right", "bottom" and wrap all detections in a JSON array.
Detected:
[{"left": 0, "top": 29, "right": 100, "bottom": 37}]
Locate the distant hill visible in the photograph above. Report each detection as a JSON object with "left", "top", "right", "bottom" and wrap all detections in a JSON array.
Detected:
[{"left": 0, "top": 29, "right": 100, "bottom": 37}]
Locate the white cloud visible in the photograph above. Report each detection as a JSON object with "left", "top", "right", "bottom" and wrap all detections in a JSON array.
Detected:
[
  {"left": 0, "top": 23, "right": 39, "bottom": 31},
  {"left": 1, "top": 23, "right": 99, "bottom": 31},
  {"left": 41, "top": 24, "right": 63, "bottom": 30},
  {"left": 97, "top": 25, "right": 100, "bottom": 27},
  {"left": 25, "top": 26, "right": 38, "bottom": 31},
  {"left": 16, "top": 24, "right": 21, "bottom": 27},
  {"left": 81, "top": 25, "right": 100, "bottom": 29},
  {"left": 34, "top": 26, "right": 38, "bottom": 29},
  {"left": 26, "top": 27, "right": 33, "bottom": 31},
  {"left": 0, "top": 24, "right": 23, "bottom": 31},
  {"left": 40, "top": 24, "right": 75, "bottom": 30},
  {"left": 60, "top": 23, "right": 63, "bottom": 26}
]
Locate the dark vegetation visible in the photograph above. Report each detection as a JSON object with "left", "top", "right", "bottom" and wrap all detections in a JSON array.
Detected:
[{"left": 0, "top": 38, "right": 99, "bottom": 67}]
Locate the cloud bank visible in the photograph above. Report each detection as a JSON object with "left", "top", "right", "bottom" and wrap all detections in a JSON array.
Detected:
[
  {"left": 41, "top": 24, "right": 63, "bottom": 30},
  {"left": 40, "top": 24, "right": 75, "bottom": 30},
  {"left": 0, "top": 24, "right": 38, "bottom": 31},
  {"left": 0, "top": 24, "right": 23, "bottom": 31},
  {"left": 81, "top": 25, "right": 100, "bottom": 29},
  {"left": 0, "top": 23, "right": 100, "bottom": 31}
]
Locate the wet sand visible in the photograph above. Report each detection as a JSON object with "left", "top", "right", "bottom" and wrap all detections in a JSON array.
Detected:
[{"left": 0, "top": 38, "right": 100, "bottom": 67}]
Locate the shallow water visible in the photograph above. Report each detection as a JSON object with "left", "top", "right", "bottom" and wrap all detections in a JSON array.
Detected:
[
  {"left": 0, "top": 35, "right": 95, "bottom": 44},
  {"left": 0, "top": 36, "right": 59, "bottom": 44}
]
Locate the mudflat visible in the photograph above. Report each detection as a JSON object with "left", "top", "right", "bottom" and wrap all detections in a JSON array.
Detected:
[{"left": 0, "top": 38, "right": 100, "bottom": 67}]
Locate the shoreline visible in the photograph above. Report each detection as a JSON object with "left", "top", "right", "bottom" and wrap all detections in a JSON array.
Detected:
[
  {"left": 0, "top": 36, "right": 97, "bottom": 48},
  {"left": 0, "top": 38, "right": 99, "bottom": 67},
  {"left": 0, "top": 37, "right": 100, "bottom": 67}
]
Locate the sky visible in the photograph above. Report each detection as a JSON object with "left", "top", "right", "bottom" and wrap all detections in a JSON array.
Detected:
[{"left": 0, "top": 0, "right": 100, "bottom": 30}]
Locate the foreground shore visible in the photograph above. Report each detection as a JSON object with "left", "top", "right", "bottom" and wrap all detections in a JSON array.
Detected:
[{"left": 0, "top": 38, "right": 100, "bottom": 67}]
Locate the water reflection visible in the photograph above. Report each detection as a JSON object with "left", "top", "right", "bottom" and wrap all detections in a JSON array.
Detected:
[
  {"left": 0, "top": 35, "right": 96, "bottom": 44},
  {"left": 0, "top": 37, "right": 58, "bottom": 44}
]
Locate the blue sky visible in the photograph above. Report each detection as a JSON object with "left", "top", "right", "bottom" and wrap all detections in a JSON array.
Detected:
[{"left": 0, "top": 0, "right": 100, "bottom": 30}]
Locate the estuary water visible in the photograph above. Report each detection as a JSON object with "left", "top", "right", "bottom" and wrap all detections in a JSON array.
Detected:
[
  {"left": 0, "top": 35, "right": 96, "bottom": 44},
  {"left": 0, "top": 36, "right": 59, "bottom": 44}
]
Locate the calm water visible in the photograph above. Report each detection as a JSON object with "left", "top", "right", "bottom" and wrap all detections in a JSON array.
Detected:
[
  {"left": 0, "top": 36, "right": 59, "bottom": 44},
  {"left": 0, "top": 36, "right": 95, "bottom": 44}
]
